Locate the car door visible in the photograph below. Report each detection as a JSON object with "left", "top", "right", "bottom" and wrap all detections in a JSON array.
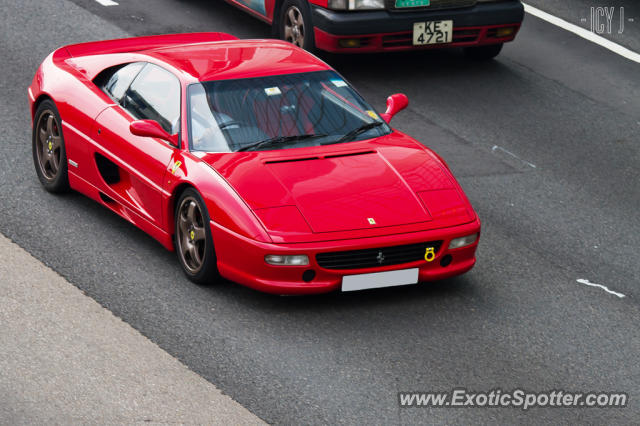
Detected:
[
  {"left": 234, "top": 0, "right": 270, "bottom": 18},
  {"left": 93, "top": 62, "right": 180, "bottom": 230}
]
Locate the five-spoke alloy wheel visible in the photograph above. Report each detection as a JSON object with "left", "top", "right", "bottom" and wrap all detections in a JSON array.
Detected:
[
  {"left": 32, "top": 100, "right": 69, "bottom": 192},
  {"left": 175, "top": 188, "right": 219, "bottom": 284}
]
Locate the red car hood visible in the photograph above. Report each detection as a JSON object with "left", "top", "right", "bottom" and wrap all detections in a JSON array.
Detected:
[{"left": 200, "top": 135, "right": 474, "bottom": 239}]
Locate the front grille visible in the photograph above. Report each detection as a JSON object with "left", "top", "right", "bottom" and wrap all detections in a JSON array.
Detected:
[
  {"left": 381, "top": 27, "right": 480, "bottom": 48},
  {"left": 316, "top": 241, "right": 443, "bottom": 270},
  {"left": 386, "top": 0, "right": 476, "bottom": 12}
]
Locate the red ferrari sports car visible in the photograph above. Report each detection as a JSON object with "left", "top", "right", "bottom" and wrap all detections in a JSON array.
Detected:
[{"left": 29, "top": 32, "right": 480, "bottom": 294}]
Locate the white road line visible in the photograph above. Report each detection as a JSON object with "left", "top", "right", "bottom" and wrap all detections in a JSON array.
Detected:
[
  {"left": 523, "top": 3, "right": 640, "bottom": 64},
  {"left": 577, "top": 279, "right": 626, "bottom": 298},
  {"left": 491, "top": 145, "right": 536, "bottom": 168},
  {"left": 95, "top": 0, "right": 119, "bottom": 6}
]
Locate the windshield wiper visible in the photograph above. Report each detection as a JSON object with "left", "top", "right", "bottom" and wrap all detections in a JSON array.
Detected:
[
  {"left": 236, "top": 134, "right": 327, "bottom": 152},
  {"left": 323, "top": 121, "right": 385, "bottom": 146}
]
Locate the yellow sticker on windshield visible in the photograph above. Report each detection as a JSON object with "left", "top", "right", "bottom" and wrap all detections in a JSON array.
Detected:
[
  {"left": 366, "top": 110, "right": 379, "bottom": 120},
  {"left": 264, "top": 87, "right": 282, "bottom": 96}
]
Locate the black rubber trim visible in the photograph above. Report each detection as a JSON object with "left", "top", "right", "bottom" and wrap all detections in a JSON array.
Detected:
[
  {"left": 316, "top": 241, "right": 443, "bottom": 270},
  {"left": 311, "top": 1, "right": 524, "bottom": 36}
]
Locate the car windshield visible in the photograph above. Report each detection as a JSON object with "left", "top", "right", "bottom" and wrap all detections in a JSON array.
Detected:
[{"left": 187, "top": 70, "right": 391, "bottom": 152}]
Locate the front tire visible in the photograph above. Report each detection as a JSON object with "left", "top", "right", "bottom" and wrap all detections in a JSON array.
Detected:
[
  {"left": 174, "top": 188, "right": 220, "bottom": 285},
  {"left": 32, "top": 100, "right": 70, "bottom": 193},
  {"left": 463, "top": 43, "right": 503, "bottom": 60},
  {"left": 279, "top": 0, "right": 315, "bottom": 51}
]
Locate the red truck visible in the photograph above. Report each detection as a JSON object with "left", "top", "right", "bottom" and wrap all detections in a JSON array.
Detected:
[{"left": 224, "top": 0, "right": 524, "bottom": 58}]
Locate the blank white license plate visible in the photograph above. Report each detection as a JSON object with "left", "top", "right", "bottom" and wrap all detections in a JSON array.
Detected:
[
  {"left": 413, "top": 20, "right": 453, "bottom": 45},
  {"left": 341, "top": 268, "right": 419, "bottom": 292}
]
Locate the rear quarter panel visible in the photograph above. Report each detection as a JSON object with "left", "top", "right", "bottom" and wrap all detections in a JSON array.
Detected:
[{"left": 30, "top": 48, "right": 117, "bottom": 187}]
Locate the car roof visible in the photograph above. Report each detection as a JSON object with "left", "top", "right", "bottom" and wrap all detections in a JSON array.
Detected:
[{"left": 142, "top": 39, "right": 332, "bottom": 82}]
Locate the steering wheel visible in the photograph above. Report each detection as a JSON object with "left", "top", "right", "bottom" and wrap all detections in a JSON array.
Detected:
[
  {"left": 218, "top": 120, "right": 242, "bottom": 130},
  {"left": 191, "top": 110, "right": 240, "bottom": 131}
]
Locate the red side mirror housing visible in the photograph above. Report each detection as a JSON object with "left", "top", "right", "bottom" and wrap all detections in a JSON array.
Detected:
[
  {"left": 380, "top": 93, "right": 409, "bottom": 123},
  {"left": 130, "top": 120, "right": 178, "bottom": 146}
]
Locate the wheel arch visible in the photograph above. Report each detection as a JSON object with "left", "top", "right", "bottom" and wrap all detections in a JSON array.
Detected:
[
  {"left": 167, "top": 164, "right": 273, "bottom": 245},
  {"left": 32, "top": 94, "right": 55, "bottom": 120},
  {"left": 271, "top": 0, "right": 285, "bottom": 35},
  {"left": 168, "top": 182, "right": 198, "bottom": 239}
]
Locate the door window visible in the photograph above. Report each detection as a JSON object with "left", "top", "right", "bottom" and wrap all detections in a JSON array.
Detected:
[
  {"left": 101, "top": 62, "right": 145, "bottom": 103},
  {"left": 122, "top": 63, "right": 181, "bottom": 134}
]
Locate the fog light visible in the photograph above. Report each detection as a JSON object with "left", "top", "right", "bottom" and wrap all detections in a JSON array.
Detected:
[
  {"left": 265, "top": 254, "right": 309, "bottom": 266},
  {"left": 302, "top": 269, "right": 316, "bottom": 282},
  {"left": 338, "top": 38, "right": 361, "bottom": 48},
  {"left": 328, "top": 0, "right": 347, "bottom": 9},
  {"left": 448, "top": 233, "right": 478, "bottom": 249},
  {"left": 496, "top": 27, "right": 515, "bottom": 37}
]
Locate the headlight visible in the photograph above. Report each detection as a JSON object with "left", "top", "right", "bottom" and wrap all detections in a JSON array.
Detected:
[
  {"left": 328, "top": 0, "right": 385, "bottom": 10},
  {"left": 265, "top": 254, "right": 310, "bottom": 266},
  {"left": 448, "top": 233, "right": 478, "bottom": 249}
]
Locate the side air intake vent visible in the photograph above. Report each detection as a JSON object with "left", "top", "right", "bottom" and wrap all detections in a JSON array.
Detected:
[{"left": 95, "top": 153, "right": 120, "bottom": 184}]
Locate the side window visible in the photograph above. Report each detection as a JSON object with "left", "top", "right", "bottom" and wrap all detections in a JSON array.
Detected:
[
  {"left": 122, "top": 63, "right": 181, "bottom": 134},
  {"left": 101, "top": 62, "right": 145, "bottom": 103}
]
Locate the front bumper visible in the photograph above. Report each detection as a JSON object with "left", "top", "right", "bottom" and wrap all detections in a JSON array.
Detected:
[
  {"left": 212, "top": 219, "right": 481, "bottom": 295},
  {"left": 312, "top": 1, "right": 524, "bottom": 52}
]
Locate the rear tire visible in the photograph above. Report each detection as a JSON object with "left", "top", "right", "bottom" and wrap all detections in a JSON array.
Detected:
[
  {"left": 463, "top": 43, "right": 503, "bottom": 61},
  {"left": 279, "top": 0, "right": 315, "bottom": 52},
  {"left": 32, "top": 100, "right": 70, "bottom": 193},
  {"left": 174, "top": 188, "right": 220, "bottom": 285}
]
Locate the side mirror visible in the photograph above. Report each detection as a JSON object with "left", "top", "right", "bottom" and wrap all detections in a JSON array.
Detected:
[
  {"left": 380, "top": 93, "right": 409, "bottom": 123},
  {"left": 130, "top": 120, "right": 178, "bottom": 146}
]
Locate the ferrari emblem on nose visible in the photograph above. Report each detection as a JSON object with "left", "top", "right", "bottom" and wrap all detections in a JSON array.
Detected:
[
  {"left": 376, "top": 251, "right": 385, "bottom": 264},
  {"left": 368, "top": 218, "right": 376, "bottom": 225}
]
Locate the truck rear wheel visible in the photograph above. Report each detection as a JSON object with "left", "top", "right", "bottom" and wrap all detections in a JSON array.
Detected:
[{"left": 279, "top": 0, "right": 315, "bottom": 52}]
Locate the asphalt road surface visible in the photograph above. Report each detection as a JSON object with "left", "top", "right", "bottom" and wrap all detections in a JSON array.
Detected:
[{"left": 1, "top": 0, "right": 639, "bottom": 424}]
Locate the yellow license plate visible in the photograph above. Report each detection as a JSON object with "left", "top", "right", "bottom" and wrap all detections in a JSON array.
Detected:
[{"left": 413, "top": 20, "right": 453, "bottom": 45}]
